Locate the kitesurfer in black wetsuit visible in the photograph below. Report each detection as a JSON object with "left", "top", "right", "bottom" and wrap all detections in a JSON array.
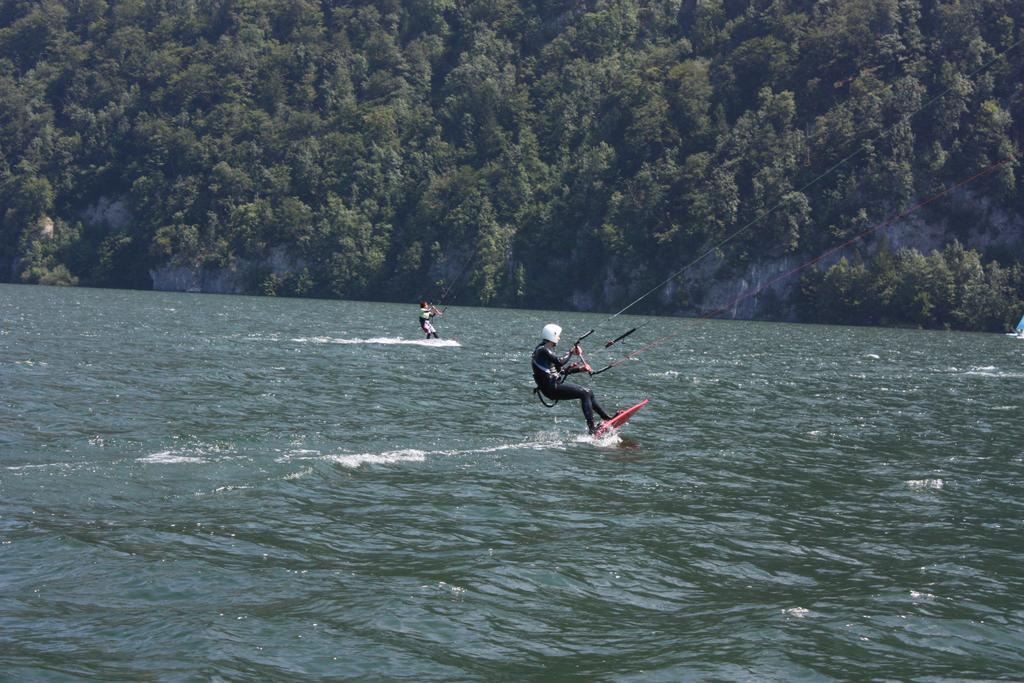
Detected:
[{"left": 532, "top": 323, "right": 613, "bottom": 434}]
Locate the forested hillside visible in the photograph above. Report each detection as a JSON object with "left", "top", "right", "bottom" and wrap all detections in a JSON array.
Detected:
[{"left": 2, "top": 0, "right": 1022, "bottom": 330}]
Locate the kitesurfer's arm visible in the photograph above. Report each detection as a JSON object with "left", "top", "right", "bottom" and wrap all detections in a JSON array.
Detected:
[
  {"left": 562, "top": 360, "right": 593, "bottom": 375},
  {"left": 562, "top": 345, "right": 592, "bottom": 375},
  {"left": 537, "top": 345, "right": 571, "bottom": 373}
]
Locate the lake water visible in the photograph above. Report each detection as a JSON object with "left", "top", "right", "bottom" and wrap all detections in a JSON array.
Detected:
[{"left": 2, "top": 283, "right": 1023, "bottom": 679}]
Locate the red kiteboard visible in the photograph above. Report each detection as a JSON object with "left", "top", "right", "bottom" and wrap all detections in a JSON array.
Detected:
[{"left": 593, "top": 399, "right": 649, "bottom": 437}]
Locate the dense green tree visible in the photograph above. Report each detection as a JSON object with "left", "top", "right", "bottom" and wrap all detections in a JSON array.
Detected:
[
  {"left": 799, "top": 240, "right": 1024, "bottom": 332},
  {"left": 0, "top": 0, "right": 1021, "bottom": 330}
]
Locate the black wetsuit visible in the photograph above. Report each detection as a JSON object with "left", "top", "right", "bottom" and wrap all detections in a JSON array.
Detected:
[{"left": 532, "top": 342, "right": 612, "bottom": 432}]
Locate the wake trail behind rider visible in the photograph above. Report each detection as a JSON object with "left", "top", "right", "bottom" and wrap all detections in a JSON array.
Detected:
[{"left": 532, "top": 324, "right": 615, "bottom": 435}]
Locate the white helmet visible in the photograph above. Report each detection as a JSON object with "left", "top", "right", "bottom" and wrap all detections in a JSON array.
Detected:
[{"left": 541, "top": 324, "right": 562, "bottom": 344}]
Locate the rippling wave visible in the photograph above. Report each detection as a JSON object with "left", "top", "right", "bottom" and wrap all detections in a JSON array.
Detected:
[{"left": 2, "top": 285, "right": 1023, "bottom": 679}]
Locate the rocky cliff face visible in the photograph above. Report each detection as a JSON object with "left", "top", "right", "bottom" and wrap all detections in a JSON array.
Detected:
[
  {"left": 91, "top": 190, "right": 1024, "bottom": 311},
  {"left": 697, "top": 256, "right": 803, "bottom": 321},
  {"left": 80, "top": 197, "right": 133, "bottom": 232},
  {"left": 149, "top": 247, "right": 304, "bottom": 295},
  {"left": 679, "top": 192, "right": 1024, "bottom": 321},
  {"left": 149, "top": 264, "right": 246, "bottom": 294}
]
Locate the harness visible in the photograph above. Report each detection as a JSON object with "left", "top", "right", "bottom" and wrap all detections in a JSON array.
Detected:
[
  {"left": 532, "top": 344, "right": 564, "bottom": 408},
  {"left": 533, "top": 386, "right": 559, "bottom": 408}
]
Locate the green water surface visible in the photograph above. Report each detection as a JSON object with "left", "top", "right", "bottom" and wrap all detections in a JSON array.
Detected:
[{"left": 2, "top": 284, "right": 1023, "bottom": 680}]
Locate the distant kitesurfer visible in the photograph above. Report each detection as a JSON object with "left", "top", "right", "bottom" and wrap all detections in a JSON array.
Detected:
[
  {"left": 419, "top": 300, "right": 442, "bottom": 339},
  {"left": 532, "top": 323, "right": 614, "bottom": 434}
]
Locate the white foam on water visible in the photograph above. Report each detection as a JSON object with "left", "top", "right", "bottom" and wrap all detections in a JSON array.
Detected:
[
  {"left": 962, "top": 366, "right": 1024, "bottom": 379},
  {"left": 5, "top": 461, "right": 78, "bottom": 471},
  {"left": 283, "top": 467, "right": 314, "bottom": 480},
  {"left": 138, "top": 451, "right": 207, "bottom": 464},
  {"left": 575, "top": 429, "right": 622, "bottom": 447},
  {"left": 782, "top": 607, "right": 810, "bottom": 618},
  {"left": 138, "top": 440, "right": 235, "bottom": 465},
  {"left": 426, "top": 581, "right": 466, "bottom": 599},
  {"left": 290, "top": 336, "right": 461, "bottom": 347},
  {"left": 285, "top": 434, "right": 570, "bottom": 470},
  {"left": 906, "top": 478, "right": 944, "bottom": 490},
  {"left": 241, "top": 332, "right": 281, "bottom": 342},
  {"left": 910, "top": 590, "right": 937, "bottom": 601},
  {"left": 443, "top": 438, "right": 566, "bottom": 456},
  {"left": 650, "top": 370, "right": 680, "bottom": 378},
  {"left": 285, "top": 449, "right": 320, "bottom": 457},
  {"left": 325, "top": 448, "right": 428, "bottom": 468},
  {"left": 195, "top": 485, "right": 254, "bottom": 496}
]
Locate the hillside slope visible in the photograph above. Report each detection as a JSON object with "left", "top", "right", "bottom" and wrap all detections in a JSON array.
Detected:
[{"left": 2, "top": 0, "right": 1022, "bottom": 329}]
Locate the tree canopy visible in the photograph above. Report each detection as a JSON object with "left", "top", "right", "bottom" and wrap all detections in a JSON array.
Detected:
[{"left": 2, "top": 0, "right": 1022, "bottom": 331}]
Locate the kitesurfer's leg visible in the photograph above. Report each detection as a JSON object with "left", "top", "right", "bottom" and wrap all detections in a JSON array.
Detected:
[
  {"left": 579, "top": 390, "right": 598, "bottom": 433},
  {"left": 578, "top": 389, "right": 613, "bottom": 432},
  {"left": 590, "top": 394, "right": 612, "bottom": 422},
  {"left": 542, "top": 382, "right": 599, "bottom": 432}
]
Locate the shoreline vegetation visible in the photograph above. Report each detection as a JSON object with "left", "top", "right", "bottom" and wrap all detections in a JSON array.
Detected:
[{"left": 2, "top": 1, "right": 1022, "bottom": 332}]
